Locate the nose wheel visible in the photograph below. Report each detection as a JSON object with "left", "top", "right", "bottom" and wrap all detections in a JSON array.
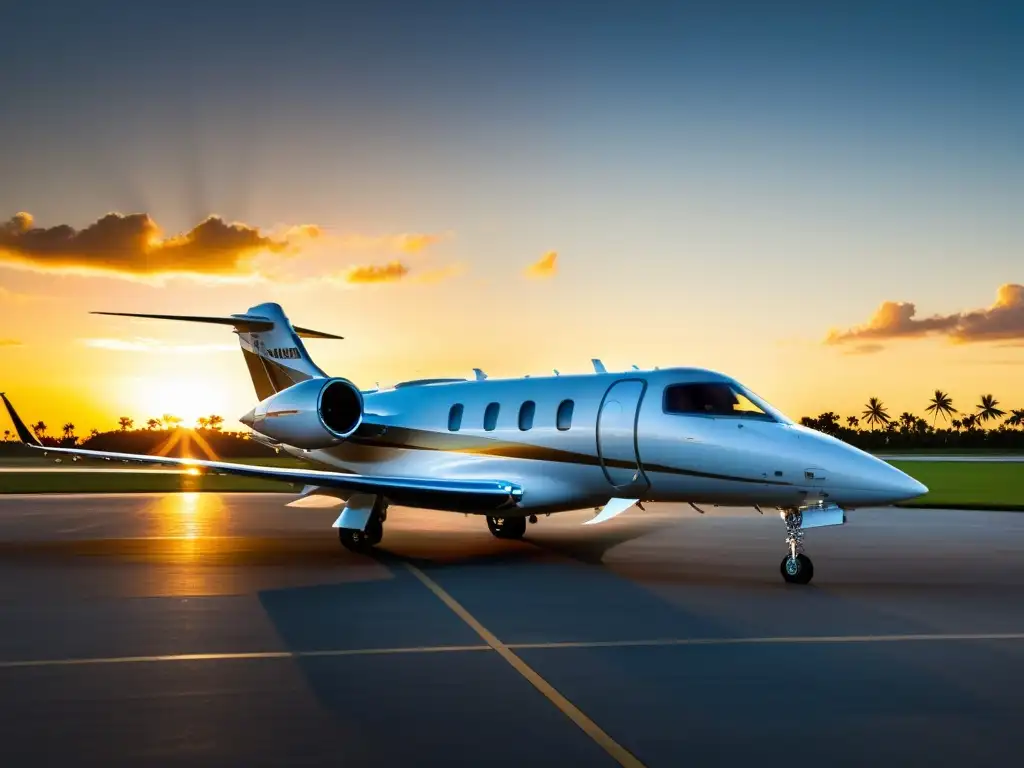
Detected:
[
  {"left": 780, "top": 509, "right": 814, "bottom": 584},
  {"left": 780, "top": 553, "right": 814, "bottom": 584}
]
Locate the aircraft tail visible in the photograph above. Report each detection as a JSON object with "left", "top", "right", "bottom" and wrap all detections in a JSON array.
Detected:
[{"left": 92, "top": 303, "right": 342, "bottom": 401}]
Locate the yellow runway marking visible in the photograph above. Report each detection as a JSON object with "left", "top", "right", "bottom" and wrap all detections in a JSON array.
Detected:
[
  {"left": 0, "top": 644, "right": 491, "bottom": 670},
  {"left": 507, "top": 632, "right": 1024, "bottom": 651},
  {"left": 4, "top": 631, "right": 1023, "bottom": 672},
  {"left": 404, "top": 562, "right": 647, "bottom": 768}
]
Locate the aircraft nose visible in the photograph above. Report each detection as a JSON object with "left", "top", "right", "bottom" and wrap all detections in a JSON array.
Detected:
[{"left": 864, "top": 460, "right": 928, "bottom": 502}]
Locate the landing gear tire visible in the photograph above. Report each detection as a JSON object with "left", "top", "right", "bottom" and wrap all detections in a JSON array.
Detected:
[
  {"left": 339, "top": 527, "right": 373, "bottom": 552},
  {"left": 486, "top": 515, "right": 527, "bottom": 540},
  {"left": 338, "top": 504, "right": 385, "bottom": 553},
  {"left": 780, "top": 553, "right": 814, "bottom": 585}
]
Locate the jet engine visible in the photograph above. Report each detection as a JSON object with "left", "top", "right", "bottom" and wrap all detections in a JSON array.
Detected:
[{"left": 240, "top": 378, "right": 364, "bottom": 449}]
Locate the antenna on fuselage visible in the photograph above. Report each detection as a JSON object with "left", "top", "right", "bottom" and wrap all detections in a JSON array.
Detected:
[
  {"left": 592, "top": 359, "right": 606, "bottom": 373},
  {"left": 553, "top": 369, "right": 560, "bottom": 376},
  {"left": 631, "top": 365, "right": 640, "bottom": 370}
]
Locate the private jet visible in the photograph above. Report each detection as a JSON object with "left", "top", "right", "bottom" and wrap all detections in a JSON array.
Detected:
[{"left": 1, "top": 303, "right": 928, "bottom": 584}]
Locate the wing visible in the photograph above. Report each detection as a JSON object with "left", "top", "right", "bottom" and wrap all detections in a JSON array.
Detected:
[{"left": 1, "top": 394, "right": 523, "bottom": 512}]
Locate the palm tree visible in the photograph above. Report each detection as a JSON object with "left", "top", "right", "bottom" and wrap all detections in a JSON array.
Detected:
[
  {"left": 31, "top": 421, "right": 47, "bottom": 438},
  {"left": 62, "top": 423, "right": 75, "bottom": 440},
  {"left": 812, "top": 412, "right": 840, "bottom": 434},
  {"left": 924, "top": 390, "right": 957, "bottom": 425},
  {"left": 162, "top": 414, "right": 182, "bottom": 429},
  {"left": 118, "top": 416, "right": 134, "bottom": 431},
  {"left": 146, "top": 418, "right": 161, "bottom": 430},
  {"left": 950, "top": 418, "right": 962, "bottom": 431},
  {"left": 2, "top": 429, "right": 10, "bottom": 442},
  {"left": 208, "top": 414, "right": 224, "bottom": 431},
  {"left": 846, "top": 415, "right": 859, "bottom": 429},
  {"left": 976, "top": 394, "right": 1006, "bottom": 424},
  {"left": 961, "top": 413, "right": 978, "bottom": 431},
  {"left": 1006, "top": 409, "right": 1024, "bottom": 428},
  {"left": 196, "top": 416, "right": 210, "bottom": 430},
  {"left": 89, "top": 428, "right": 100, "bottom": 439},
  {"left": 899, "top": 412, "right": 916, "bottom": 431},
  {"left": 861, "top": 398, "right": 891, "bottom": 430}
]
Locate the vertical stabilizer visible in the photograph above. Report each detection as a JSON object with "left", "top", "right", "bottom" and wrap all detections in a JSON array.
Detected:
[{"left": 235, "top": 303, "right": 330, "bottom": 400}]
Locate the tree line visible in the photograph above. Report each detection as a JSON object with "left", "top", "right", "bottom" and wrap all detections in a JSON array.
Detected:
[
  {"left": 799, "top": 391, "right": 1024, "bottom": 451},
  {"left": 2, "top": 414, "right": 231, "bottom": 447},
  {"left": 5, "top": 392, "right": 1024, "bottom": 453}
]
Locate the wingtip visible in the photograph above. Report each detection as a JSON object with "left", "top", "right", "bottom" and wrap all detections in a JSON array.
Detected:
[{"left": 0, "top": 392, "right": 42, "bottom": 447}]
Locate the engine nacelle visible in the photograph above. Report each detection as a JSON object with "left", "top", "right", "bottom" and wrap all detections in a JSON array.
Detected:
[{"left": 241, "top": 378, "right": 364, "bottom": 449}]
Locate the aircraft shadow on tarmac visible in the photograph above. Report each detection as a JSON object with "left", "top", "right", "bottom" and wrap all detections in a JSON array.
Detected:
[{"left": 253, "top": 521, "right": 743, "bottom": 716}]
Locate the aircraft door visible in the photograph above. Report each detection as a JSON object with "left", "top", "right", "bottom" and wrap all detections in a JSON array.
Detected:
[{"left": 596, "top": 379, "right": 650, "bottom": 495}]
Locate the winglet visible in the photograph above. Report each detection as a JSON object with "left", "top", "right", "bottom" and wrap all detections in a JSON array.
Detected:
[
  {"left": 0, "top": 393, "right": 42, "bottom": 447},
  {"left": 473, "top": 368, "right": 488, "bottom": 381},
  {"left": 592, "top": 358, "right": 607, "bottom": 373}
]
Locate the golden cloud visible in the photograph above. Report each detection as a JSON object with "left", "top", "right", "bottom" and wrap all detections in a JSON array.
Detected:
[
  {"left": 0, "top": 211, "right": 320, "bottom": 281},
  {"left": 0, "top": 338, "right": 22, "bottom": 347},
  {"left": 525, "top": 250, "right": 558, "bottom": 279},
  {"left": 825, "top": 284, "right": 1024, "bottom": 351},
  {"left": 344, "top": 261, "right": 410, "bottom": 284}
]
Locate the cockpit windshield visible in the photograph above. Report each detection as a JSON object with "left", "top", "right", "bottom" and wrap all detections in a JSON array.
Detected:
[{"left": 662, "top": 381, "right": 791, "bottom": 423}]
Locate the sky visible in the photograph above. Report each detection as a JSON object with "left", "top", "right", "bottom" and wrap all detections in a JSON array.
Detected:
[{"left": 1, "top": 0, "right": 1022, "bottom": 433}]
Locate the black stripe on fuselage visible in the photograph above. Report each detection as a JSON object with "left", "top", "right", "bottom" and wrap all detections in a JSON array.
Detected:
[{"left": 342, "top": 425, "right": 793, "bottom": 486}]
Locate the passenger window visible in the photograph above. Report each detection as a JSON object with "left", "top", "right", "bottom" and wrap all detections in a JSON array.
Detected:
[
  {"left": 663, "top": 382, "right": 774, "bottom": 420},
  {"left": 556, "top": 399, "right": 574, "bottom": 431},
  {"left": 448, "top": 404, "right": 463, "bottom": 431},
  {"left": 518, "top": 401, "right": 536, "bottom": 431},
  {"left": 484, "top": 402, "right": 500, "bottom": 431}
]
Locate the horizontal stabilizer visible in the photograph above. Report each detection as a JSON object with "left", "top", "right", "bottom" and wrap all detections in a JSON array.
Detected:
[
  {"left": 91, "top": 311, "right": 344, "bottom": 340},
  {"left": 584, "top": 497, "right": 639, "bottom": 525}
]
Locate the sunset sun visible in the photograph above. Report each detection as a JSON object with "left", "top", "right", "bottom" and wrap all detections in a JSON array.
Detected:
[{"left": 122, "top": 374, "right": 227, "bottom": 428}]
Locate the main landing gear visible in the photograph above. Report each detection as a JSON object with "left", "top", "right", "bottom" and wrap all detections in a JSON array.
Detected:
[
  {"left": 486, "top": 515, "right": 527, "bottom": 540},
  {"left": 779, "top": 508, "right": 814, "bottom": 585},
  {"left": 338, "top": 501, "right": 387, "bottom": 553}
]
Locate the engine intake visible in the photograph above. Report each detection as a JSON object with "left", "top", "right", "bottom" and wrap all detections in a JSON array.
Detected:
[{"left": 242, "top": 378, "right": 364, "bottom": 449}]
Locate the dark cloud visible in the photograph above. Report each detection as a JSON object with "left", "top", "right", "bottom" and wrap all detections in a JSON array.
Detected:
[
  {"left": 0, "top": 211, "right": 318, "bottom": 280},
  {"left": 825, "top": 284, "right": 1024, "bottom": 351}
]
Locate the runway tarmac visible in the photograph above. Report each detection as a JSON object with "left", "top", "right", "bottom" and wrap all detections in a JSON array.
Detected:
[{"left": 1, "top": 493, "right": 1023, "bottom": 767}]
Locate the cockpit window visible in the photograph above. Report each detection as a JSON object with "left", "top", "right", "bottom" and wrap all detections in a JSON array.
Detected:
[{"left": 663, "top": 382, "right": 780, "bottom": 421}]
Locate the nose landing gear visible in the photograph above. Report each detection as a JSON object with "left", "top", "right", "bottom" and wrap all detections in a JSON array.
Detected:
[{"left": 780, "top": 509, "right": 814, "bottom": 585}]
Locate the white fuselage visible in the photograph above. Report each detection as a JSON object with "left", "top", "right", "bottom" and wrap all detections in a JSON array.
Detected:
[{"left": 280, "top": 367, "right": 925, "bottom": 515}]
